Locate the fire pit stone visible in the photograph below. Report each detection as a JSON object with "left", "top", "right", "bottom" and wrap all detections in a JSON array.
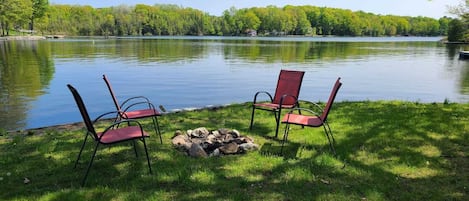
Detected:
[{"left": 171, "top": 127, "right": 259, "bottom": 157}]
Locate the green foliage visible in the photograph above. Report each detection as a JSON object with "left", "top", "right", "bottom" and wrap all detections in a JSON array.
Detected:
[
  {"left": 448, "top": 18, "right": 467, "bottom": 42},
  {"left": 30, "top": 0, "right": 48, "bottom": 30},
  {"left": 0, "top": 0, "right": 33, "bottom": 36},
  {"left": 0, "top": 101, "right": 468, "bottom": 200},
  {"left": 0, "top": 1, "right": 450, "bottom": 37}
]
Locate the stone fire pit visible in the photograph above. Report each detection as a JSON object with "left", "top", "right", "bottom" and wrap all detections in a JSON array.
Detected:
[{"left": 171, "top": 127, "right": 259, "bottom": 157}]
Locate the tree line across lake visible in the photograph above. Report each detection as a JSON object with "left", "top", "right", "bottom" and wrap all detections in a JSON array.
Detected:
[{"left": 0, "top": 2, "right": 455, "bottom": 38}]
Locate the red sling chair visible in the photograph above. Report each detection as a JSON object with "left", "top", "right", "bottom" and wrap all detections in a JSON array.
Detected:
[
  {"left": 281, "top": 77, "right": 342, "bottom": 155},
  {"left": 249, "top": 70, "right": 305, "bottom": 138},
  {"left": 102, "top": 74, "right": 163, "bottom": 144},
  {"left": 67, "top": 84, "right": 152, "bottom": 186}
]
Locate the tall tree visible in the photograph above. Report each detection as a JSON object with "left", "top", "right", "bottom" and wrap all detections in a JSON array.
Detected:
[
  {"left": 0, "top": 0, "right": 33, "bottom": 36},
  {"left": 30, "top": 0, "right": 48, "bottom": 31},
  {"left": 448, "top": 0, "right": 469, "bottom": 22},
  {"left": 448, "top": 18, "right": 465, "bottom": 41}
]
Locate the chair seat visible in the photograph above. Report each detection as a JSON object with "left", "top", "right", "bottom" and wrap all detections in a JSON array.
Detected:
[
  {"left": 123, "top": 108, "right": 161, "bottom": 119},
  {"left": 98, "top": 126, "right": 149, "bottom": 144},
  {"left": 254, "top": 103, "right": 296, "bottom": 109},
  {"left": 281, "top": 113, "right": 323, "bottom": 127}
]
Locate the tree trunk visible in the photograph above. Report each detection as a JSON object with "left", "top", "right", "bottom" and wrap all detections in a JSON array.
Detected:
[{"left": 30, "top": 19, "right": 35, "bottom": 32}]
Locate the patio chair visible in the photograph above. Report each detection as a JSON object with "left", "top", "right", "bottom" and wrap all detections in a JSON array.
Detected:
[
  {"left": 249, "top": 69, "right": 305, "bottom": 138},
  {"left": 67, "top": 84, "right": 152, "bottom": 186},
  {"left": 102, "top": 74, "right": 163, "bottom": 144},
  {"left": 281, "top": 77, "right": 342, "bottom": 155}
]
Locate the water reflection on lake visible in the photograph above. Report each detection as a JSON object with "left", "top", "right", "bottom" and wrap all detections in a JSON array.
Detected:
[{"left": 1, "top": 36, "right": 468, "bottom": 131}]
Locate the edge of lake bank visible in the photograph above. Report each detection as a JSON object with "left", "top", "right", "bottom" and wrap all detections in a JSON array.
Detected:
[
  {"left": 3, "top": 103, "right": 233, "bottom": 135},
  {"left": 0, "top": 36, "right": 46, "bottom": 41}
]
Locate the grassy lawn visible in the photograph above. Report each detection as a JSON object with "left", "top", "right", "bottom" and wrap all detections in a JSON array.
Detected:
[{"left": 0, "top": 101, "right": 468, "bottom": 201}]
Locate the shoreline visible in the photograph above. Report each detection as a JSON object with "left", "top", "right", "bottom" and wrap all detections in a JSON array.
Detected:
[
  {"left": 0, "top": 35, "right": 46, "bottom": 41},
  {"left": 4, "top": 103, "right": 232, "bottom": 135}
]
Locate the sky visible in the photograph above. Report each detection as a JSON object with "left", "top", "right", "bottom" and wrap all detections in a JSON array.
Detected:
[{"left": 49, "top": 0, "right": 462, "bottom": 19}]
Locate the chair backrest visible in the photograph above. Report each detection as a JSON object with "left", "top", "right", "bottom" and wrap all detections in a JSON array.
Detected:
[
  {"left": 320, "top": 77, "right": 342, "bottom": 122},
  {"left": 273, "top": 70, "right": 305, "bottom": 105},
  {"left": 102, "top": 74, "right": 122, "bottom": 112},
  {"left": 67, "top": 84, "right": 98, "bottom": 139}
]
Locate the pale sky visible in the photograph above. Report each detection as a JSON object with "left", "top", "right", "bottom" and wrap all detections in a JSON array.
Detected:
[{"left": 50, "top": 0, "right": 461, "bottom": 19}]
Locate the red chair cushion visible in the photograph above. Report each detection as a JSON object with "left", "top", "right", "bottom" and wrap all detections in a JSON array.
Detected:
[
  {"left": 98, "top": 126, "right": 149, "bottom": 144},
  {"left": 281, "top": 113, "right": 323, "bottom": 127}
]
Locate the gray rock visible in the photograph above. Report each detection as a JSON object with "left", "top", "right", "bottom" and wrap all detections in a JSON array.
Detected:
[
  {"left": 188, "top": 143, "right": 208, "bottom": 158},
  {"left": 218, "top": 128, "right": 230, "bottom": 135},
  {"left": 172, "top": 135, "right": 192, "bottom": 151},
  {"left": 229, "top": 129, "right": 240, "bottom": 138},
  {"left": 191, "top": 127, "right": 210, "bottom": 138},
  {"left": 209, "top": 148, "right": 221, "bottom": 157},
  {"left": 239, "top": 142, "right": 259, "bottom": 152},
  {"left": 219, "top": 142, "right": 239, "bottom": 154}
]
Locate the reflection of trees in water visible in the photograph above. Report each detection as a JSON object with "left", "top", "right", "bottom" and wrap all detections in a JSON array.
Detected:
[
  {"left": 0, "top": 40, "right": 54, "bottom": 130},
  {"left": 445, "top": 44, "right": 469, "bottom": 95},
  {"left": 460, "top": 64, "right": 469, "bottom": 94},
  {"left": 222, "top": 40, "right": 440, "bottom": 63}
]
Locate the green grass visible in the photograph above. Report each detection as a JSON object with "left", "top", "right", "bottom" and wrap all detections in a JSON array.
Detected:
[{"left": 0, "top": 101, "right": 468, "bottom": 201}]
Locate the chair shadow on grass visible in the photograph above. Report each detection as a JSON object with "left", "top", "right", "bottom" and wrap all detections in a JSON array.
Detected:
[
  {"left": 260, "top": 141, "right": 333, "bottom": 159},
  {"left": 260, "top": 142, "right": 301, "bottom": 159}
]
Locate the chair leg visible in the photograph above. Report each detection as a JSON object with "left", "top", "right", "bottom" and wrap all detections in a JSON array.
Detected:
[
  {"left": 274, "top": 108, "right": 281, "bottom": 138},
  {"left": 82, "top": 142, "right": 100, "bottom": 187},
  {"left": 141, "top": 138, "right": 152, "bottom": 174},
  {"left": 249, "top": 106, "right": 256, "bottom": 130},
  {"left": 74, "top": 134, "right": 89, "bottom": 169},
  {"left": 297, "top": 103, "right": 305, "bottom": 129},
  {"left": 322, "top": 122, "right": 336, "bottom": 155},
  {"left": 152, "top": 116, "right": 162, "bottom": 144},
  {"left": 280, "top": 123, "right": 291, "bottom": 154},
  {"left": 325, "top": 122, "right": 336, "bottom": 144},
  {"left": 133, "top": 140, "right": 138, "bottom": 157}
]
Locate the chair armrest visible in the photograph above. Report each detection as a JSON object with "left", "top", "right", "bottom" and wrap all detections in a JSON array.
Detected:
[
  {"left": 120, "top": 96, "right": 153, "bottom": 108},
  {"left": 253, "top": 91, "right": 273, "bottom": 104},
  {"left": 121, "top": 101, "right": 158, "bottom": 113},
  {"left": 92, "top": 111, "right": 120, "bottom": 123},
  {"left": 285, "top": 107, "right": 320, "bottom": 116},
  {"left": 309, "top": 102, "right": 325, "bottom": 114}
]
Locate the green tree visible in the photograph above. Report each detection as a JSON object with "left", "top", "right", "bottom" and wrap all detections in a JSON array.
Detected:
[
  {"left": 448, "top": 0, "right": 469, "bottom": 22},
  {"left": 447, "top": 0, "right": 469, "bottom": 41},
  {"left": 112, "top": 5, "right": 135, "bottom": 36},
  {"left": 284, "top": 6, "right": 311, "bottom": 35},
  {"left": 0, "top": 0, "right": 33, "bottom": 36},
  {"left": 30, "top": 0, "right": 48, "bottom": 31},
  {"left": 448, "top": 18, "right": 465, "bottom": 41},
  {"left": 438, "top": 17, "right": 451, "bottom": 35},
  {"left": 240, "top": 10, "right": 261, "bottom": 34},
  {"left": 319, "top": 8, "right": 337, "bottom": 35}
]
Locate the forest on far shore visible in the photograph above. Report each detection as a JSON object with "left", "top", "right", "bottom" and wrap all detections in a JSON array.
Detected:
[{"left": 0, "top": 2, "right": 455, "bottom": 37}]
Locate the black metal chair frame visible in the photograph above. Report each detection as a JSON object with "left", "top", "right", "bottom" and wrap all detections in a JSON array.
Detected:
[
  {"left": 281, "top": 77, "right": 342, "bottom": 155},
  {"left": 282, "top": 107, "right": 336, "bottom": 155},
  {"left": 103, "top": 74, "right": 163, "bottom": 144},
  {"left": 68, "top": 84, "right": 152, "bottom": 186},
  {"left": 250, "top": 92, "right": 301, "bottom": 138},
  {"left": 249, "top": 70, "right": 305, "bottom": 138}
]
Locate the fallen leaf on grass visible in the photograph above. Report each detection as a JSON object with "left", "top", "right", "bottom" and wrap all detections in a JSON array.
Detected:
[{"left": 320, "top": 179, "right": 330, "bottom": 184}]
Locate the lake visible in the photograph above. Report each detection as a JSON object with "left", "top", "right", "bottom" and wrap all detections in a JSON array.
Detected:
[{"left": 1, "top": 36, "right": 468, "bottom": 131}]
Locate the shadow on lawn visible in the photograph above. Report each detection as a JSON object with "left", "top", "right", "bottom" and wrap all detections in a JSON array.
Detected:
[
  {"left": 0, "top": 101, "right": 468, "bottom": 200},
  {"left": 333, "top": 101, "right": 469, "bottom": 200}
]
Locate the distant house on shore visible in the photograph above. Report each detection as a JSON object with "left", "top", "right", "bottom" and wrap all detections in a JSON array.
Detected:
[{"left": 246, "top": 29, "right": 257, "bottom": 37}]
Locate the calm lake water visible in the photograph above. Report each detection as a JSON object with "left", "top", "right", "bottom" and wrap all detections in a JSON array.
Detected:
[{"left": 1, "top": 36, "right": 468, "bottom": 131}]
